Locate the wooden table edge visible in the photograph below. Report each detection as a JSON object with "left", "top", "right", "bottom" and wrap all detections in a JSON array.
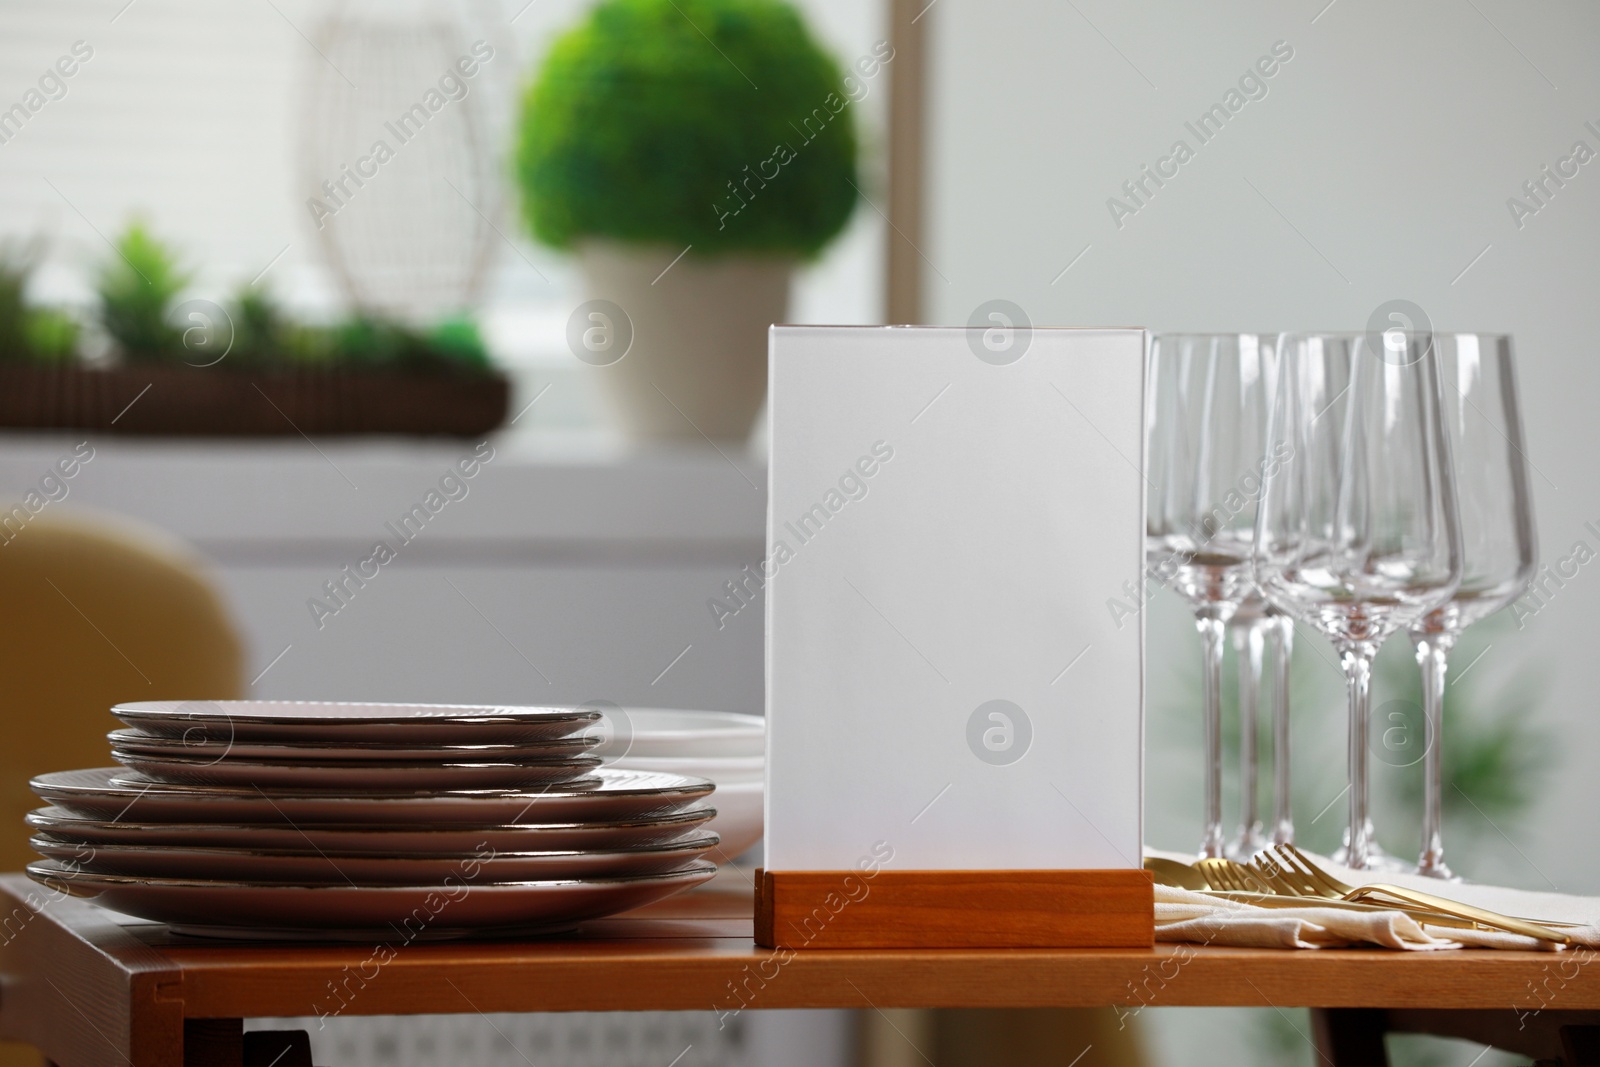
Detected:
[{"left": 5, "top": 873, "right": 1600, "bottom": 1064}]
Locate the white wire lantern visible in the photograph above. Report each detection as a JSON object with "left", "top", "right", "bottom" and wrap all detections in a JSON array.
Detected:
[{"left": 297, "top": 0, "right": 516, "bottom": 323}]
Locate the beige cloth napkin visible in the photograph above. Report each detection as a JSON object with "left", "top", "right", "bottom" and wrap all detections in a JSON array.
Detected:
[{"left": 1148, "top": 848, "right": 1600, "bottom": 951}]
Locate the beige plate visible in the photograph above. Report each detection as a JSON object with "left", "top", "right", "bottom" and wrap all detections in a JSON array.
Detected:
[
  {"left": 31, "top": 831, "right": 720, "bottom": 883},
  {"left": 26, "top": 804, "right": 717, "bottom": 853},
  {"left": 106, "top": 728, "right": 600, "bottom": 764},
  {"left": 33, "top": 768, "right": 714, "bottom": 826},
  {"left": 111, "top": 749, "right": 602, "bottom": 790},
  {"left": 28, "top": 858, "right": 717, "bottom": 940},
  {"left": 112, "top": 700, "right": 600, "bottom": 745}
]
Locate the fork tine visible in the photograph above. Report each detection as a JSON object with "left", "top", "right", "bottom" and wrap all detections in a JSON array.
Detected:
[
  {"left": 1287, "top": 851, "right": 1340, "bottom": 895},
  {"left": 1246, "top": 855, "right": 1301, "bottom": 896},
  {"left": 1269, "top": 844, "right": 1309, "bottom": 879},
  {"left": 1269, "top": 845, "right": 1335, "bottom": 897},
  {"left": 1193, "top": 858, "right": 1227, "bottom": 891},
  {"left": 1196, "top": 858, "right": 1243, "bottom": 892},
  {"left": 1281, "top": 844, "right": 1353, "bottom": 896},
  {"left": 1252, "top": 848, "right": 1301, "bottom": 890},
  {"left": 1220, "top": 863, "right": 1251, "bottom": 892},
  {"left": 1227, "top": 861, "right": 1271, "bottom": 893},
  {"left": 1295, "top": 845, "right": 1357, "bottom": 895},
  {"left": 1200, "top": 858, "right": 1273, "bottom": 893}
]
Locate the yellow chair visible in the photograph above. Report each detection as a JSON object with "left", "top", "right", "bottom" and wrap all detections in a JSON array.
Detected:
[{"left": 0, "top": 509, "right": 244, "bottom": 1066}]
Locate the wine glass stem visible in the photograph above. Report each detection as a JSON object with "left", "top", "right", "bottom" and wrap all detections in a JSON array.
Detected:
[
  {"left": 1413, "top": 631, "right": 1457, "bottom": 877},
  {"left": 1233, "top": 621, "right": 1265, "bottom": 847},
  {"left": 1270, "top": 614, "right": 1295, "bottom": 846},
  {"left": 1197, "top": 614, "right": 1227, "bottom": 859},
  {"left": 1339, "top": 642, "right": 1378, "bottom": 870}
]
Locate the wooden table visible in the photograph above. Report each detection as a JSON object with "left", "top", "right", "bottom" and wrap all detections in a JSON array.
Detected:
[{"left": 2, "top": 872, "right": 1598, "bottom": 1067}]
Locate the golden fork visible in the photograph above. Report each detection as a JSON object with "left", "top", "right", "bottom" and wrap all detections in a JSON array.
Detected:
[
  {"left": 1194, "top": 857, "right": 1274, "bottom": 893},
  {"left": 1207, "top": 856, "right": 1484, "bottom": 929},
  {"left": 1263, "top": 844, "right": 1576, "bottom": 945},
  {"left": 1146, "top": 856, "right": 1477, "bottom": 924},
  {"left": 1249, "top": 851, "right": 1488, "bottom": 930}
]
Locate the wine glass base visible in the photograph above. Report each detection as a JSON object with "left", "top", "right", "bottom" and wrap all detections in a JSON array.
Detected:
[
  {"left": 1331, "top": 841, "right": 1412, "bottom": 873},
  {"left": 1225, "top": 825, "right": 1269, "bottom": 862},
  {"left": 1415, "top": 857, "right": 1462, "bottom": 882}
]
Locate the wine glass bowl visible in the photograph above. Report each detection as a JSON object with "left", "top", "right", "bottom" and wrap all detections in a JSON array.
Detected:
[{"left": 1255, "top": 333, "right": 1462, "bottom": 642}]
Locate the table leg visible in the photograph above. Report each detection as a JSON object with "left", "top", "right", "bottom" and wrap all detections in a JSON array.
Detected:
[
  {"left": 1312, "top": 1008, "right": 1389, "bottom": 1067},
  {"left": 243, "top": 1031, "right": 314, "bottom": 1067},
  {"left": 1562, "top": 1025, "right": 1600, "bottom": 1066},
  {"left": 184, "top": 1019, "right": 242, "bottom": 1067}
]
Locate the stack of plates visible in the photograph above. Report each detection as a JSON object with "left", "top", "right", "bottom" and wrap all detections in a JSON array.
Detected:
[
  {"left": 26, "top": 701, "right": 719, "bottom": 940},
  {"left": 606, "top": 709, "right": 764, "bottom": 859}
]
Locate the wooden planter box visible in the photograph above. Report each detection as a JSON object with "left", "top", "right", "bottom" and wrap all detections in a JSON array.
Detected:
[{"left": 0, "top": 364, "right": 509, "bottom": 437}]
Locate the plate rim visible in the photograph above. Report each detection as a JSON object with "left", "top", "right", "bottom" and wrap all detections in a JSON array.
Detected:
[
  {"left": 25, "top": 803, "right": 717, "bottom": 836},
  {"left": 28, "top": 830, "right": 721, "bottom": 863},
  {"left": 108, "top": 749, "right": 605, "bottom": 772},
  {"left": 27, "top": 856, "right": 718, "bottom": 892},
  {"left": 105, "top": 729, "right": 602, "bottom": 757},
  {"left": 112, "top": 700, "right": 603, "bottom": 728},
  {"left": 32, "top": 766, "right": 714, "bottom": 802}
]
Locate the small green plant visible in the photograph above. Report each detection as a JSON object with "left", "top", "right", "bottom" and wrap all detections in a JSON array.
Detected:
[
  {"left": 426, "top": 315, "right": 491, "bottom": 372},
  {"left": 282, "top": 321, "right": 337, "bottom": 367},
  {"left": 83, "top": 226, "right": 496, "bottom": 375},
  {"left": 0, "top": 246, "right": 35, "bottom": 364},
  {"left": 227, "top": 286, "right": 287, "bottom": 368},
  {"left": 517, "top": 0, "right": 859, "bottom": 258},
  {"left": 327, "top": 316, "right": 492, "bottom": 375},
  {"left": 23, "top": 309, "right": 79, "bottom": 364},
  {"left": 0, "top": 241, "right": 80, "bottom": 365},
  {"left": 96, "top": 222, "right": 190, "bottom": 362}
]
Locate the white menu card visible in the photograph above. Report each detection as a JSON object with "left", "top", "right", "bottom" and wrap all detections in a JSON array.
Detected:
[{"left": 765, "top": 325, "right": 1145, "bottom": 871}]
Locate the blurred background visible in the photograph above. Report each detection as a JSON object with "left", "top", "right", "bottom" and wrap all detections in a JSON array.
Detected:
[{"left": 0, "top": 0, "right": 1594, "bottom": 1064}]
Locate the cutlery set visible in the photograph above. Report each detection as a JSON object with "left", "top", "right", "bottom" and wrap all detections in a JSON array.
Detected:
[{"left": 1147, "top": 844, "right": 1575, "bottom": 944}]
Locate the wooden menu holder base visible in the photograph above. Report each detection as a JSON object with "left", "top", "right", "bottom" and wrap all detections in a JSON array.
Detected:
[{"left": 754, "top": 868, "right": 1154, "bottom": 950}]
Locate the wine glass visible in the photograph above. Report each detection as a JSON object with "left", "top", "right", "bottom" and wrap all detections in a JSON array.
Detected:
[
  {"left": 1409, "top": 334, "right": 1536, "bottom": 879},
  {"left": 1226, "top": 602, "right": 1296, "bottom": 856},
  {"left": 1254, "top": 331, "right": 1463, "bottom": 870},
  {"left": 1148, "top": 333, "right": 1280, "bottom": 859}
]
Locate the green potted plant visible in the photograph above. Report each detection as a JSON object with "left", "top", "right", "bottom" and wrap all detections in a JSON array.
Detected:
[{"left": 516, "top": 0, "right": 859, "bottom": 442}]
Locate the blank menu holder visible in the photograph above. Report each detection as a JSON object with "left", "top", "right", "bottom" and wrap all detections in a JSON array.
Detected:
[{"left": 759, "top": 325, "right": 1152, "bottom": 949}]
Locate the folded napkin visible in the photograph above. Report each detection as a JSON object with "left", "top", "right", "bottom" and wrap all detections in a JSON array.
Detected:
[
  {"left": 1148, "top": 848, "right": 1600, "bottom": 951},
  {"left": 1156, "top": 884, "right": 1461, "bottom": 949}
]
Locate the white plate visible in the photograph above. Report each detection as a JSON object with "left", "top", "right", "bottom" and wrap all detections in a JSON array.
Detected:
[
  {"left": 703, "top": 779, "right": 763, "bottom": 860},
  {"left": 26, "top": 805, "right": 717, "bottom": 853},
  {"left": 608, "top": 709, "right": 764, "bottom": 758},
  {"left": 106, "top": 729, "right": 599, "bottom": 764},
  {"left": 27, "top": 859, "right": 716, "bottom": 940},
  {"left": 111, "top": 750, "right": 602, "bottom": 790},
  {"left": 31, "top": 832, "right": 719, "bottom": 882},
  {"left": 33, "top": 768, "right": 713, "bottom": 825},
  {"left": 112, "top": 701, "right": 599, "bottom": 744}
]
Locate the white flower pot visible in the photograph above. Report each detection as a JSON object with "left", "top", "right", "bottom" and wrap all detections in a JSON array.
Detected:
[{"left": 576, "top": 240, "right": 792, "bottom": 443}]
